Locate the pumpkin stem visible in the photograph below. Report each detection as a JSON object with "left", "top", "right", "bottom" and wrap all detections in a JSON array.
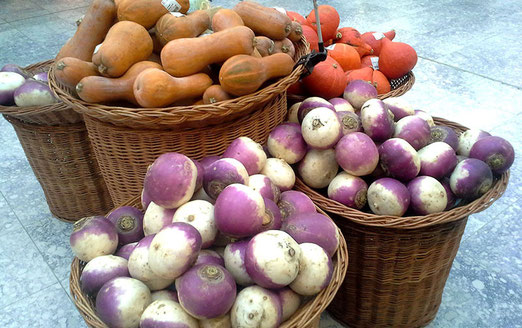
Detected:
[
  {"left": 285, "top": 23, "right": 292, "bottom": 34},
  {"left": 56, "top": 61, "right": 66, "bottom": 70},
  {"left": 268, "top": 40, "right": 275, "bottom": 55},
  {"left": 209, "top": 97, "right": 217, "bottom": 103},
  {"left": 335, "top": 31, "right": 342, "bottom": 40},
  {"left": 75, "top": 82, "right": 83, "bottom": 93},
  {"left": 295, "top": 25, "right": 303, "bottom": 36},
  {"left": 333, "top": 63, "right": 338, "bottom": 69},
  {"left": 281, "top": 45, "right": 289, "bottom": 53},
  {"left": 98, "top": 63, "right": 108, "bottom": 75}
]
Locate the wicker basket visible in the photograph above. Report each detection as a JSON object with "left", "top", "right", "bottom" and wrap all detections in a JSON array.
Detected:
[
  {"left": 293, "top": 117, "right": 510, "bottom": 328},
  {"left": 69, "top": 196, "right": 349, "bottom": 328}
]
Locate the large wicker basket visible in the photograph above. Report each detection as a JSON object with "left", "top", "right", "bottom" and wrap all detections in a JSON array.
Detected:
[
  {"left": 70, "top": 196, "right": 349, "bottom": 328},
  {"left": 0, "top": 60, "right": 112, "bottom": 221}
]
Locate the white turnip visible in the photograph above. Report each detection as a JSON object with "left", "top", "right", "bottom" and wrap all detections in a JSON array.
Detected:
[
  {"left": 115, "top": 242, "right": 138, "bottom": 260},
  {"left": 140, "top": 300, "right": 199, "bottom": 328},
  {"left": 469, "top": 136, "right": 515, "bottom": 174},
  {"left": 223, "top": 137, "right": 267, "bottom": 175},
  {"left": 297, "top": 96, "right": 335, "bottom": 123},
  {"left": 337, "top": 111, "right": 362, "bottom": 135},
  {"left": 457, "top": 129, "right": 491, "bottom": 157},
  {"left": 143, "top": 201, "right": 176, "bottom": 236},
  {"left": 394, "top": 115, "right": 431, "bottom": 150},
  {"left": 382, "top": 97, "right": 414, "bottom": 121},
  {"left": 173, "top": 200, "right": 217, "bottom": 248},
  {"left": 247, "top": 174, "right": 281, "bottom": 203},
  {"left": 195, "top": 249, "right": 225, "bottom": 267},
  {"left": 276, "top": 287, "right": 301, "bottom": 321},
  {"left": 327, "top": 172, "right": 368, "bottom": 210},
  {"left": 224, "top": 239, "right": 254, "bottom": 286},
  {"left": 343, "top": 80, "right": 378, "bottom": 111},
  {"left": 418, "top": 142, "right": 458, "bottom": 179},
  {"left": 414, "top": 109, "right": 434, "bottom": 127},
  {"left": 107, "top": 206, "right": 144, "bottom": 245},
  {"left": 230, "top": 286, "right": 282, "bottom": 328},
  {"left": 203, "top": 158, "right": 249, "bottom": 200},
  {"left": 298, "top": 148, "right": 339, "bottom": 188},
  {"left": 260, "top": 158, "right": 295, "bottom": 191},
  {"left": 301, "top": 107, "right": 342, "bottom": 149},
  {"left": 429, "top": 125, "right": 459, "bottom": 151},
  {"left": 70, "top": 216, "right": 118, "bottom": 262},
  {"left": 407, "top": 176, "right": 448, "bottom": 215},
  {"left": 367, "top": 178, "right": 410, "bottom": 216},
  {"left": 360, "top": 99, "right": 395, "bottom": 142},
  {"left": 379, "top": 138, "right": 421, "bottom": 181},
  {"left": 450, "top": 158, "right": 493, "bottom": 199},
  {"left": 329, "top": 97, "right": 355, "bottom": 112},
  {"left": 267, "top": 123, "right": 307, "bottom": 164},
  {"left": 287, "top": 102, "right": 301, "bottom": 123},
  {"left": 289, "top": 243, "right": 333, "bottom": 296},
  {"left": 278, "top": 190, "right": 316, "bottom": 220},
  {"left": 80, "top": 255, "right": 129, "bottom": 297}
]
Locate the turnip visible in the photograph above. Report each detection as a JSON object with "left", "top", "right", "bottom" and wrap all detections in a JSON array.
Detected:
[
  {"left": 224, "top": 239, "right": 254, "bottom": 286},
  {"left": 290, "top": 243, "right": 333, "bottom": 296},
  {"left": 367, "top": 178, "right": 410, "bottom": 216},
  {"left": 282, "top": 212, "right": 339, "bottom": 257},
  {"left": 141, "top": 188, "right": 152, "bottom": 211},
  {"left": 107, "top": 206, "right": 144, "bottom": 245},
  {"left": 382, "top": 97, "right": 415, "bottom": 121},
  {"left": 144, "top": 152, "right": 198, "bottom": 209},
  {"left": 151, "top": 289, "right": 179, "bottom": 303},
  {"left": 457, "top": 129, "right": 491, "bottom": 157},
  {"left": 96, "top": 277, "right": 152, "bottom": 328},
  {"left": 1, "top": 64, "right": 31, "bottom": 79},
  {"left": 173, "top": 200, "right": 217, "bottom": 248},
  {"left": 259, "top": 198, "right": 283, "bottom": 232},
  {"left": 247, "top": 174, "right": 281, "bottom": 203},
  {"left": 32, "top": 71, "right": 49, "bottom": 83},
  {"left": 80, "top": 255, "right": 129, "bottom": 297},
  {"left": 195, "top": 249, "right": 225, "bottom": 267},
  {"left": 327, "top": 172, "right": 368, "bottom": 210},
  {"left": 192, "top": 158, "right": 204, "bottom": 191},
  {"left": 230, "top": 286, "right": 282, "bottom": 328},
  {"left": 407, "top": 176, "right": 448, "bottom": 215},
  {"left": 278, "top": 190, "right": 316, "bottom": 220},
  {"left": 140, "top": 300, "right": 199, "bottom": 328},
  {"left": 297, "top": 96, "right": 335, "bottom": 123},
  {"left": 128, "top": 235, "right": 174, "bottom": 291},
  {"left": 0, "top": 72, "right": 26, "bottom": 105},
  {"left": 245, "top": 230, "right": 301, "bottom": 289},
  {"left": 418, "top": 142, "right": 458, "bottom": 179},
  {"left": 267, "top": 123, "right": 307, "bottom": 164},
  {"left": 203, "top": 158, "right": 249, "bottom": 200},
  {"left": 394, "top": 116, "right": 431, "bottom": 150},
  {"left": 337, "top": 111, "right": 362, "bottom": 135},
  {"left": 329, "top": 97, "right": 355, "bottom": 112},
  {"left": 276, "top": 287, "right": 301, "bottom": 321},
  {"left": 379, "top": 138, "right": 421, "bottom": 181},
  {"left": 287, "top": 102, "right": 301, "bottom": 123},
  {"left": 441, "top": 178, "right": 456, "bottom": 211},
  {"left": 213, "top": 247, "right": 226, "bottom": 258},
  {"left": 149, "top": 222, "right": 202, "bottom": 280},
  {"left": 223, "top": 137, "right": 267, "bottom": 175},
  {"left": 176, "top": 264, "right": 237, "bottom": 319},
  {"left": 343, "top": 80, "right": 378, "bottom": 111},
  {"left": 260, "top": 158, "right": 296, "bottom": 191},
  {"left": 143, "top": 201, "right": 176, "bottom": 236},
  {"left": 469, "top": 136, "right": 515, "bottom": 174},
  {"left": 429, "top": 125, "right": 459, "bottom": 151},
  {"left": 14, "top": 79, "right": 58, "bottom": 106},
  {"left": 200, "top": 315, "right": 232, "bottom": 328},
  {"left": 360, "top": 99, "right": 395, "bottom": 142},
  {"left": 298, "top": 148, "right": 339, "bottom": 188},
  {"left": 213, "top": 231, "right": 239, "bottom": 247},
  {"left": 200, "top": 155, "right": 222, "bottom": 171},
  {"left": 191, "top": 186, "right": 216, "bottom": 204},
  {"left": 116, "top": 242, "right": 138, "bottom": 260},
  {"left": 301, "top": 107, "right": 342, "bottom": 150},
  {"left": 335, "top": 132, "right": 379, "bottom": 176},
  {"left": 413, "top": 110, "right": 435, "bottom": 127},
  {"left": 457, "top": 155, "right": 467, "bottom": 163},
  {"left": 70, "top": 216, "right": 118, "bottom": 262},
  {"left": 214, "top": 184, "right": 267, "bottom": 238},
  {"left": 450, "top": 158, "right": 493, "bottom": 199}
]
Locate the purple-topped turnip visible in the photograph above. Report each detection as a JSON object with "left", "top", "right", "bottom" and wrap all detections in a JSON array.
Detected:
[
  {"left": 141, "top": 188, "right": 152, "bottom": 211},
  {"left": 441, "top": 178, "right": 456, "bottom": 211},
  {"left": 343, "top": 80, "right": 378, "bottom": 110},
  {"left": 231, "top": 286, "right": 282, "bottom": 328},
  {"left": 337, "top": 111, "right": 362, "bottom": 135},
  {"left": 14, "top": 79, "right": 58, "bottom": 106},
  {"left": 417, "top": 142, "right": 458, "bottom": 179},
  {"left": 1, "top": 64, "right": 31, "bottom": 79},
  {"left": 360, "top": 98, "right": 395, "bottom": 142},
  {"left": 382, "top": 97, "right": 415, "bottom": 121},
  {"left": 195, "top": 249, "right": 225, "bottom": 267},
  {"left": 203, "top": 158, "right": 249, "bottom": 200},
  {"left": 457, "top": 129, "right": 491, "bottom": 157},
  {"left": 224, "top": 239, "right": 254, "bottom": 286},
  {"left": 80, "top": 255, "right": 129, "bottom": 297},
  {"left": 335, "top": 132, "right": 379, "bottom": 176},
  {"left": 450, "top": 158, "right": 493, "bottom": 199},
  {"left": 429, "top": 125, "right": 459, "bottom": 151},
  {"left": 140, "top": 300, "right": 199, "bottom": 328},
  {"left": 379, "top": 138, "right": 421, "bottom": 181},
  {"left": 191, "top": 187, "right": 215, "bottom": 204},
  {"left": 301, "top": 107, "right": 342, "bottom": 149},
  {"left": 107, "top": 206, "right": 144, "bottom": 245},
  {"left": 290, "top": 243, "right": 333, "bottom": 296},
  {"left": 0, "top": 72, "right": 26, "bottom": 105},
  {"left": 176, "top": 264, "right": 237, "bottom": 319},
  {"left": 407, "top": 176, "right": 448, "bottom": 215},
  {"left": 200, "top": 155, "right": 221, "bottom": 171},
  {"left": 144, "top": 152, "right": 198, "bottom": 209},
  {"left": 245, "top": 230, "right": 301, "bottom": 289},
  {"left": 192, "top": 159, "right": 204, "bottom": 191},
  {"left": 287, "top": 102, "right": 301, "bottom": 123},
  {"left": 260, "top": 198, "right": 283, "bottom": 232},
  {"left": 70, "top": 216, "right": 118, "bottom": 262},
  {"left": 143, "top": 201, "right": 176, "bottom": 236},
  {"left": 329, "top": 97, "right": 355, "bottom": 112},
  {"left": 199, "top": 315, "right": 232, "bottom": 328},
  {"left": 413, "top": 109, "right": 434, "bottom": 127},
  {"left": 267, "top": 123, "right": 307, "bottom": 164},
  {"left": 32, "top": 71, "right": 48, "bottom": 83},
  {"left": 151, "top": 289, "right": 179, "bottom": 303},
  {"left": 297, "top": 96, "right": 335, "bottom": 123},
  {"left": 367, "top": 178, "right": 410, "bottom": 216},
  {"left": 173, "top": 200, "right": 217, "bottom": 249},
  {"left": 276, "top": 287, "right": 301, "bottom": 321},
  {"left": 394, "top": 115, "right": 431, "bottom": 150},
  {"left": 469, "top": 136, "right": 514, "bottom": 174},
  {"left": 149, "top": 222, "right": 202, "bottom": 280},
  {"left": 278, "top": 190, "right": 316, "bottom": 219},
  {"left": 327, "top": 171, "right": 368, "bottom": 210},
  {"left": 298, "top": 148, "right": 339, "bottom": 188},
  {"left": 223, "top": 137, "right": 267, "bottom": 175},
  {"left": 96, "top": 277, "right": 152, "bottom": 328},
  {"left": 116, "top": 242, "right": 138, "bottom": 260},
  {"left": 248, "top": 174, "right": 281, "bottom": 203},
  {"left": 261, "top": 158, "right": 296, "bottom": 191}
]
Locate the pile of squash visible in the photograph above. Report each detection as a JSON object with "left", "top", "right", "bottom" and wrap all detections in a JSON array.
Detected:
[
  {"left": 54, "top": 0, "right": 305, "bottom": 108},
  {"left": 287, "top": 5, "right": 418, "bottom": 98}
]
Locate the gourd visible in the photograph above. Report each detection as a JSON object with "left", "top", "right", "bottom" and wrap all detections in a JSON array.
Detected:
[
  {"left": 273, "top": 39, "right": 295, "bottom": 59},
  {"left": 55, "top": 0, "right": 116, "bottom": 61},
  {"left": 378, "top": 38, "right": 417, "bottom": 79},
  {"left": 233, "top": 1, "right": 291, "bottom": 40},
  {"left": 203, "top": 85, "right": 232, "bottom": 104},
  {"left": 155, "top": 10, "right": 210, "bottom": 46},
  {"left": 286, "top": 11, "right": 306, "bottom": 25},
  {"left": 361, "top": 30, "right": 396, "bottom": 56},
  {"left": 301, "top": 25, "right": 319, "bottom": 52},
  {"left": 212, "top": 8, "right": 244, "bottom": 32},
  {"left": 336, "top": 27, "right": 373, "bottom": 57},
  {"left": 360, "top": 55, "right": 378, "bottom": 68},
  {"left": 133, "top": 68, "right": 212, "bottom": 107},
  {"left": 287, "top": 21, "right": 303, "bottom": 43},
  {"left": 254, "top": 36, "right": 275, "bottom": 57},
  {"left": 161, "top": 25, "right": 256, "bottom": 77},
  {"left": 54, "top": 57, "right": 100, "bottom": 89},
  {"left": 327, "top": 43, "right": 360, "bottom": 71},
  {"left": 219, "top": 53, "right": 294, "bottom": 96},
  {"left": 92, "top": 21, "right": 153, "bottom": 77},
  {"left": 76, "top": 61, "right": 162, "bottom": 104},
  {"left": 117, "top": 0, "right": 190, "bottom": 29},
  {"left": 306, "top": 5, "right": 340, "bottom": 42},
  {"left": 302, "top": 56, "right": 347, "bottom": 99}
]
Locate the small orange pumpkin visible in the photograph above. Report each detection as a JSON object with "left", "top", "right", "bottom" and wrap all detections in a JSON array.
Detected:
[
  {"left": 378, "top": 38, "right": 417, "bottom": 79},
  {"left": 302, "top": 56, "right": 347, "bottom": 99},
  {"left": 346, "top": 67, "right": 390, "bottom": 95},
  {"left": 361, "top": 30, "right": 396, "bottom": 56},
  {"left": 301, "top": 25, "right": 319, "bottom": 52},
  {"left": 335, "top": 27, "right": 373, "bottom": 57},
  {"left": 327, "top": 43, "right": 361, "bottom": 71},
  {"left": 306, "top": 5, "right": 339, "bottom": 42},
  {"left": 286, "top": 11, "right": 306, "bottom": 25}
]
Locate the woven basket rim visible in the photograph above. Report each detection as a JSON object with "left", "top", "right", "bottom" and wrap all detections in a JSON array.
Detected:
[
  {"left": 69, "top": 196, "right": 349, "bottom": 328},
  {"left": 294, "top": 116, "right": 510, "bottom": 230}
]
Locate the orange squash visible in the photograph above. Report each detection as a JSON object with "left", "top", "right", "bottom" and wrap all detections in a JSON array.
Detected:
[
  {"left": 117, "top": 0, "right": 189, "bottom": 29},
  {"left": 161, "top": 25, "right": 256, "bottom": 77},
  {"left": 361, "top": 30, "right": 396, "bottom": 56},
  {"left": 346, "top": 67, "right": 373, "bottom": 82},
  {"left": 212, "top": 8, "right": 244, "bottom": 32},
  {"left": 346, "top": 67, "right": 391, "bottom": 95},
  {"left": 306, "top": 5, "right": 339, "bottom": 42},
  {"left": 378, "top": 38, "right": 417, "bottom": 79},
  {"left": 55, "top": 0, "right": 116, "bottom": 61},
  {"left": 150, "top": 29, "right": 164, "bottom": 54},
  {"left": 203, "top": 85, "right": 232, "bottom": 104},
  {"left": 327, "top": 43, "right": 361, "bottom": 71},
  {"left": 133, "top": 68, "right": 212, "bottom": 107},
  {"left": 76, "top": 61, "right": 162, "bottom": 104},
  {"left": 335, "top": 27, "right": 373, "bottom": 57},
  {"left": 54, "top": 57, "right": 100, "bottom": 89},
  {"left": 147, "top": 52, "right": 162, "bottom": 65},
  {"left": 302, "top": 56, "right": 347, "bottom": 99},
  {"left": 273, "top": 39, "right": 296, "bottom": 59},
  {"left": 287, "top": 21, "right": 303, "bottom": 42},
  {"left": 219, "top": 53, "right": 294, "bottom": 96},
  {"left": 254, "top": 36, "right": 275, "bottom": 57},
  {"left": 233, "top": 1, "right": 291, "bottom": 40},
  {"left": 301, "top": 25, "right": 319, "bottom": 52},
  {"left": 360, "top": 55, "right": 378, "bottom": 68},
  {"left": 251, "top": 48, "right": 263, "bottom": 58},
  {"left": 286, "top": 11, "right": 306, "bottom": 25},
  {"left": 155, "top": 10, "right": 210, "bottom": 46}
]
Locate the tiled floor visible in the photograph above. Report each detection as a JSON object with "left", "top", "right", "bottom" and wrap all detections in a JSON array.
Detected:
[{"left": 0, "top": 0, "right": 520, "bottom": 327}]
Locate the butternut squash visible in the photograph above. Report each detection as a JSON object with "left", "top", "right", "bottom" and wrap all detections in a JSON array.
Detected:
[
  {"left": 212, "top": 8, "right": 244, "bottom": 32},
  {"left": 76, "top": 61, "right": 162, "bottom": 104},
  {"left": 287, "top": 21, "right": 303, "bottom": 43},
  {"left": 92, "top": 21, "right": 153, "bottom": 77},
  {"left": 251, "top": 48, "right": 263, "bottom": 58},
  {"left": 55, "top": 0, "right": 116, "bottom": 61},
  {"left": 161, "top": 25, "right": 255, "bottom": 77},
  {"left": 203, "top": 85, "right": 232, "bottom": 104},
  {"left": 133, "top": 68, "right": 212, "bottom": 107},
  {"left": 273, "top": 38, "right": 295, "bottom": 59},
  {"left": 155, "top": 10, "right": 210, "bottom": 46},
  {"left": 147, "top": 53, "right": 162, "bottom": 65},
  {"left": 54, "top": 57, "right": 100, "bottom": 89},
  {"left": 219, "top": 53, "right": 294, "bottom": 96},
  {"left": 150, "top": 28, "right": 163, "bottom": 54},
  {"left": 254, "top": 36, "right": 275, "bottom": 57},
  {"left": 233, "top": 1, "right": 291, "bottom": 40},
  {"left": 117, "top": 0, "right": 189, "bottom": 29}
]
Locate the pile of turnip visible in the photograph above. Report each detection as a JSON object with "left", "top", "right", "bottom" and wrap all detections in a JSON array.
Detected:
[
  {"left": 70, "top": 136, "right": 340, "bottom": 328},
  {"left": 0, "top": 64, "right": 58, "bottom": 106},
  {"left": 282, "top": 79, "right": 514, "bottom": 217}
]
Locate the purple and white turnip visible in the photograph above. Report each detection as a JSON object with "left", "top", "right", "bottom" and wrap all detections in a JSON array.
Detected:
[
  {"left": 297, "top": 96, "right": 335, "bottom": 123},
  {"left": 199, "top": 315, "right": 232, "bottom": 328},
  {"left": 429, "top": 125, "right": 459, "bottom": 151},
  {"left": 469, "top": 136, "right": 514, "bottom": 174},
  {"left": 379, "top": 138, "right": 421, "bottom": 181},
  {"left": 276, "top": 287, "right": 301, "bottom": 321},
  {"left": 289, "top": 243, "right": 333, "bottom": 296},
  {"left": 203, "top": 158, "right": 249, "bottom": 200},
  {"left": 267, "top": 122, "right": 307, "bottom": 164},
  {"left": 414, "top": 109, "right": 434, "bottom": 127},
  {"left": 222, "top": 137, "right": 267, "bottom": 175},
  {"left": 335, "top": 132, "right": 379, "bottom": 176},
  {"left": 70, "top": 216, "right": 118, "bottom": 262},
  {"left": 417, "top": 142, "right": 458, "bottom": 179},
  {"left": 329, "top": 97, "right": 355, "bottom": 112},
  {"left": 278, "top": 190, "right": 316, "bottom": 220},
  {"left": 298, "top": 148, "right": 339, "bottom": 189},
  {"left": 13, "top": 79, "right": 58, "bottom": 106},
  {"left": 151, "top": 290, "right": 179, "bottom": 303},
  {"left": 230, "top": 285, "right": 282, "bottom": 328},
  {"left": 360, "top": 99, "right": 395, "bottom": 142},
  {"left": 173, "top": 200, "right": 217, "bottom": 249},
  {"left": 80, "top": 255, "right": 129, "bottom": 297},
  {"left": 450, "top": 158, "right": 493, "bottom": 199},
  {"left": 367, "top": 178, "right": 411, "bottom": 216},
  {"left": 327, "top": 172, "right": 368, "bottom": 210},
  {"left": 382, "top": 97, "right": 415, "bottom": 121},
  {"left": 394, "top": 115, "right": 431, "bottom": 150},
  {"left": 1, "top": 64, "right": 31, "bottom": 79},
  {"left": 107, "top": 206, "right": 144, "bottom": 245},
  {"left": 343, "top": 80, "right": 378, "bottom": 111},
  {"left": 115, "top": 242, "right": 138, "bottom": 260},
  {"left": 287, "top": 102, "right": 301, "bottom": 123},
  {"left": 337, "top": 111, "right": 362, "bottom": 135},
  {"left": 199, "top": 155, "right": 221, "bottom": 171},
  {"left": 260, "top": 198, "right": 283, "bottom": 232},
  {"left": 301, "top": 107, "right": 342, "bottom": 150},
  {"left": 224, "top": 239, "right": 254, "bottom": 286},
  {"left": 195, "top": 249, "right": 225, "bottom": 267},
  {"left": 143, "top": 201, "right": 176, "bottom": 236},
  {"left": 457, "top": 129, "right": 491, "bottom": 157},
  {"left": 140, "top": 300, "right": 199, "bottom": 328},
  {"left": 407, "top": 176, "right": 448, "bottom": 215},
  {"left": 0, "top": 72, "right": 26, "bottom": 105},
  {"left": 260, "top": 158, "right": 296, "bottom": 191},
  {"left": 247, "top": 174, "right": 281, "bottom": 203}
]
